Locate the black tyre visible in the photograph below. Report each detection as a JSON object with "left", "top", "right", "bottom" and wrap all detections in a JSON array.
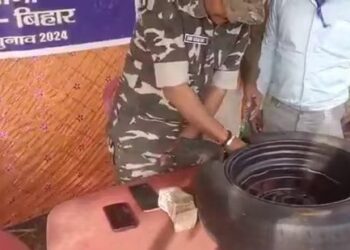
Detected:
[{"left": 196, "top": 132, "right": 350, "bottom": 250}]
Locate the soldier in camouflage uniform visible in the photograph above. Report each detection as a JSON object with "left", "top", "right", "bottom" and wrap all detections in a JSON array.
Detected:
[{"left": 107, "top": 0, "right": 265, "bottom": 183}]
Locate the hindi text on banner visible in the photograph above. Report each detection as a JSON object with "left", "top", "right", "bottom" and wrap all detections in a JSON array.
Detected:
[
  {"left": 14, "top": 7, "right": 76, "bottom": 28},
  {"left": 0, "top": 35, "right": 36, "bottom": 50},
  {"left": 0, "top": 0, "right": 37, "bottom": 5}
]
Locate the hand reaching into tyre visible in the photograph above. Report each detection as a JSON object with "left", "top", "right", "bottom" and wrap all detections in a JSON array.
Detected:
[{"left": 159, "top": 137, "right": 225, "bottom": 167}]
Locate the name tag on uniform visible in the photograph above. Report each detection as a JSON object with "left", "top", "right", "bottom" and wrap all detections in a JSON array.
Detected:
[{"left": 184, "top": 34, "right": 208, "bottom": 45}]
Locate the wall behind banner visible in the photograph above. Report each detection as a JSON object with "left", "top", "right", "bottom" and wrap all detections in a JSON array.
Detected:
[{"left": 0, "top": 45, "right": 128, "bottom": 226}]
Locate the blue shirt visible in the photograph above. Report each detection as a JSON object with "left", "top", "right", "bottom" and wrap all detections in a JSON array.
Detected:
[{"left": 258, "top": 0, "right": 350, "bottom": 111}]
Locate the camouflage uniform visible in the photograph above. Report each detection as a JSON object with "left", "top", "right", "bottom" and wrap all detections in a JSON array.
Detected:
[{"left": 108, "top": 0, "right": 253, "bottom": 183}]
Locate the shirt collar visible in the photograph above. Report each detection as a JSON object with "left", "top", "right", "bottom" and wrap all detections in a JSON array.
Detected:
[
  {"left": 309, "top": 0, "right": 317, "bottom": 6},
  {"left": 177, "top": 0, "right": 208, "bottom": 19},
  {"left": 310, "top": 0, "right": 326, "bottom": 7}
]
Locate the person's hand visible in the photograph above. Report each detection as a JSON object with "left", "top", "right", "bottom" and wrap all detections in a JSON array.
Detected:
[
  {"left": 226, "top": 137, "right": 247, "bottom": 152},
  {"left": 243, "top": 83, "right": 263, "bottom": 117},
  {"left": 159, "top": 137, "right": 225, "bottom": 167},
  {"left": 179, "top": 125, "right": 201, "bottom": 139},
  {"left": 243, "top": 83, "right": 264, "bottom": 132},
  {"left": 250, "top": 109, "right": 263, "bottom": 133}
]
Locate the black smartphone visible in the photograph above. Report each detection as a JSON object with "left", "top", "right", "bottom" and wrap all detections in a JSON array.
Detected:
[
  {"left": 129, "top": 183, "right": 159, "bottom": 212},
  {"left": 103, "top": 203, "right": 138, "bottom": 232}
]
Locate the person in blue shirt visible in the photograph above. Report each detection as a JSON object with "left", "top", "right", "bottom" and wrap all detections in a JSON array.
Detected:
[{"left": 242, "top": 0, "right": 350, "bottom": 138}]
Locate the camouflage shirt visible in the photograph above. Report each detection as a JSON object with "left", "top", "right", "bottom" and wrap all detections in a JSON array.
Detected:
[
  {"left": 107, "top": 0, "right": 250, "bottom": 181},
  {"left": 110, "top": 0, "right": 249, "bottom": 128}
]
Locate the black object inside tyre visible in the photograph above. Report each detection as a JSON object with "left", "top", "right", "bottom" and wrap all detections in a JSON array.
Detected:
[{"left": 196, "top": 132, "right": 350, "bottom": 250}]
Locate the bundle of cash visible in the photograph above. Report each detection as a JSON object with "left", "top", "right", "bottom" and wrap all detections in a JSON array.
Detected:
[{"left": 158, "top": 187, "right": 198, "bottom": 232}]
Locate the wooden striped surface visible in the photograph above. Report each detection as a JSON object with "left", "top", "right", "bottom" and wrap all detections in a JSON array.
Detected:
[{"left": 0, "top": 46, "right": 128, "bottom": 226}]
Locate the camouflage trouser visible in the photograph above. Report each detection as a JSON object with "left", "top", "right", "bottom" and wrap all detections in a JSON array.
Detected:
[{"left": 107, "top": 112, "right": 183, "bottom": 183}]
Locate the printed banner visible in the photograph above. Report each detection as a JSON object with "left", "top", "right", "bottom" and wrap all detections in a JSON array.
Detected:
[{"left": 0, "top": 0, "right": 137, "bottom": 59}]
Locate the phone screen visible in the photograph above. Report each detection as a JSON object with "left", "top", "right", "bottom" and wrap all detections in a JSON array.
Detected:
[
  {"left": 129, "top": 183, "right": 159, "bottom": 212},
  {"left": 103, "top": 203, "right": 138, "bottom": 232}
]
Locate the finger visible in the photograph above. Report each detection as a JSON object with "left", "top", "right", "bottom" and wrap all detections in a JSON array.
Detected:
[
  {"left": 245, "top": 101, "right": 252, "bottom": 108},
  {"left": 257, "top": 115, "right": 264, "bottom": 132},
  {"left": 249, "top": 107, "right": 260, "bottom": 120},
  {"left": 250, "top": 120, "right": 259, "bottom": 133},
  {"left": 249, "top": 114, "right": 257, "bottom": 121},
  {"left": 256, "top": 121, "right": 263, "bottom": 132},
  {"left": 257, "top": 97, "right": 264, "bottom": 109}
]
